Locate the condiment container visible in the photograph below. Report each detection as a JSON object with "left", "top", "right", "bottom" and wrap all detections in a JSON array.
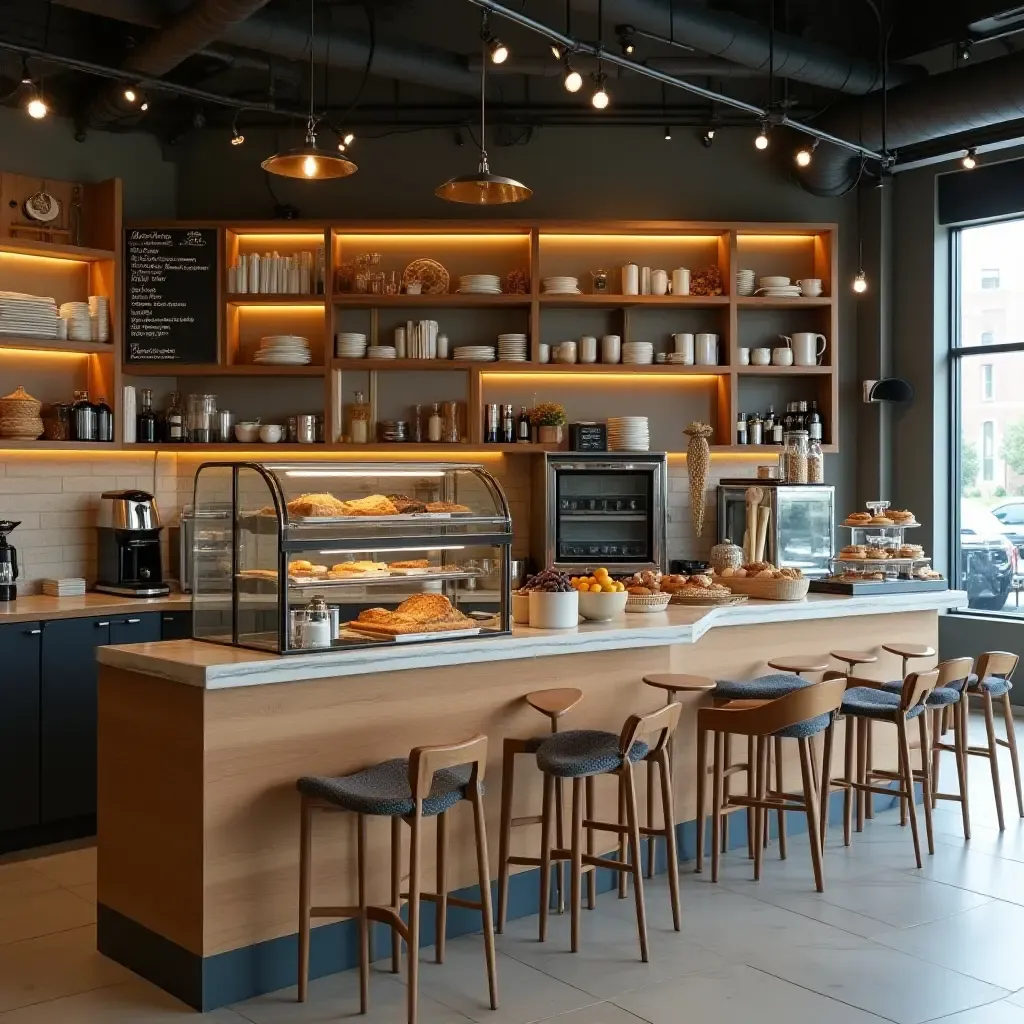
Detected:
[
  {"left": 528, "top": 590, "right": 579, "bottom": 629},
  {"left": 511, "top": 592, "right": 530, "bottom": 624},
  {"left": 621, "top": 262, "right": 639, "bottom": 295},
  {"left": 303, "top": 596, "right": 333, "bottom": 649},
  {"left": 710, "top": 538, "right": 744, "bottom": 573}
]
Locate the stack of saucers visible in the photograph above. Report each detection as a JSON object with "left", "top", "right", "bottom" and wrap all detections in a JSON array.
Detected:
[
  {"left": 607, "top": 416, "right": 650, "bottom": 452},
  {"left": 254, "top": 335, "right": 311, "bottom": 365},
  {"left": 366, "top": 345, "right": 397, "bottom": 359},
  {"left": 378, "top": 419, "right": 409, "bottom": 442},
  {"left": 453, "top": 345, "right": 496, "bottom": 361},
  {"left": 0, "top": 292, "right": 58, "bottom": 338},
  {"left": 42, "top": 577, "right": 86, "bottom": 597},
  {"left": 757, "top": 276, "right": 801, "bottom": 298},
  {"left": 335, "top": 332, "right": 368, "bottom": 358},
  {"left": 736, "top": 269, "right": 756, "bottom": 296},
  {"left": 458, "top": 274, "right": 502, "bottom": 294},
  {"left": 542, "top": 276, "right": 580, "bottom": 295},
  {"left": 59, "top": 301, "right": 92, "bottom": 341},
  {"left": 88, "top": 295, "right": 110, "bottom": 341},
  {"left": 622, "top": 341, "right": 654, "bottom": 365},
  {"left": 497, "top": 334, "right": 528, "bottom": 361}
]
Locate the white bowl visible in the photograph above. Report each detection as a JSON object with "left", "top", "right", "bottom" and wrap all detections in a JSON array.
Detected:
[
  {"left": 577, "top": 589, "right": 629, "bottom": 621},
  {"left": 528, "top": 590, "right": 579, "bottom": 629},
  {"left": 235, "top": 422, "right": 261, "bottom": 443},
  {"left": 259, "top": 424, "right": 284, "bottom": 444},
  {"left": 511, "top": 592, "right": 531, "bottom": 624}
]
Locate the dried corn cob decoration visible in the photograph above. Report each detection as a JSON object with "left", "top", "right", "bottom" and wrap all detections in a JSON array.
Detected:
[{"left": 683, "top": 421, "right": 714, "bottom": 537}]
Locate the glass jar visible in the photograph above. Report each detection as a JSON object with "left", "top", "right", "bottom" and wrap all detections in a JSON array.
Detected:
[
  {"left": 427, "top": 403, "right": 443, "bottom": 442},
  {"left": 348, "top": 390, "right": 371, "bottom": 444},
  {"left": 42, "top": 402, "right": 71, "bottom": 441},
  {"left": 781, "top": 430, "right": 810, "bottom": 483},
  {"left": 411, "top": 404, "right": 424, "bottom": 443},
  {"left": 71, "top": 390, "right": 97, "bottom": 442},
  {"left": 443, "top": 401, "right": 461, "bottom": 443},
  {"left": 808, "top": 438, "right": 824, "bottom": 483}
]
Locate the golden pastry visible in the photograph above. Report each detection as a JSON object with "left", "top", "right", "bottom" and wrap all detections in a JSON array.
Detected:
[
  {"left": 288, "top": 559, "right": 313, "bottom": 573},
  {"left": 340, "top": 494, "right": 400, "bottom": 517},
  {"left": 846, "top": 512, "right": 872, "bottom": 524},
  {"left": 865, "top": 546, "right": 890, "bottom": 559},
  {"left": 888, "top": 509, "right": 915, "bottom": 522},
  {"left": 425, "top": 500, "right": 472, "bottom": 513},
  {"left": 388, "top": 559, "right": 430, "bottom": 569},
  {"left": 287, "top": 493, "right": 349, "bottom": 517},
  {"left": 869, "top": 516, "right": 894, "bottom": 526}
]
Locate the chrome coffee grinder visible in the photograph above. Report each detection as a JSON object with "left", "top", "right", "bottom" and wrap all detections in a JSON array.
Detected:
[{"left": 0, "top": 520, "right": 21, "bottom": 602}]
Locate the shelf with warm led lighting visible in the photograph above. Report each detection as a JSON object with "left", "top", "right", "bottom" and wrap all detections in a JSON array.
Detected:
[
  {"left": 538, "top": 294, "right": 729, "bottom": 308},
  {"left": 0, "top": 238, "right": 116, "bottom": 262},
  {"left": 332, "top": 293, "right": 531, "bottom": 308},
  {"left": 735, "top": 296, "right": 833, "bottom": 309},
  {"left": 225, "top": 295, "right": 326, "bottom": 306},
  {"left": 0, "top": 336, "right": 114, "bottom": 355},
  {"left": 477, "top": 363, "right": 731, "bottom": 376},
  {"left": 124, "top": 363, "right": 326, "bottom": 377},
  {"left": 737, "top": 365, "right": 834, "bottom": 376},
  {"left": 0, "top": 440, "right": 118, "bottom": 450}
]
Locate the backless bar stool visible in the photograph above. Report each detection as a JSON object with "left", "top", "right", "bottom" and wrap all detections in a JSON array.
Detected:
[
  {"left": 965, "top": 651, "right": 1023, "bottom": 831},
  {"left": 296, "top": 735, "right": 498, "bottom": 1024},
  {"left": 697, "top": 678, "right": 846, "bottom": 891},
  {"left": 830, "top": 651, "right": 878, "bottom": 830},
  {"left": 534, "top": 702, "right": 683, "bottom": 960},
  {"left": 497, "top": 688, "right": 584, "bottom": 931},
  {"left": 641, "top": 674, "right": 716, "bottom": 877}
]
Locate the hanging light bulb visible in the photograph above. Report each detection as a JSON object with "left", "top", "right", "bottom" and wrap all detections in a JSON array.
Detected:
[
  {"left": 795, "top": 139, "right": 818, "bottom": 167},
  {"left": 124, "top": 86, "right": 138, "bottom": 104},
  {"left": 26, "top": 90, "right": 47, "bottom": 119},
  {"left": 140, "top": 101, "right": 149, "bottom": 112},
  {"left": 853, "top": 270, "right": 868, "bottom": 293},
  {"left": 338, "top": 142, "right": 346, "bottom": 153},
  {"left": 231, "top": 127, "right": 245, "bottom": 146},
  {"left": 664, "top": 126, "right": 672, "bottom": 141},
  {"left": 550, "top": 43, "right": 563, "bottom": 59},
  {"left": 302, "top": 154, "right": 318, "bottom": 177},
  {"left": 754, "top": 123, "right": 769, "bottom": 150},
  {"left": 962, "top": 148, "right": 978, "bottom": 169},
  {"left": 701, "top": 128, "right": 716, "bottom": 148},
  {"left": 563, "top": 60, "right": 583, "bottom": 93},
  {"left": 591, "top": 74, "right": 610, "bottom": 109},
  {"left": 343, "top": 132, "right": 355, "bottom": 146},
  {"left": 488, "top": 37, "right": 509, "bottom": 64}
]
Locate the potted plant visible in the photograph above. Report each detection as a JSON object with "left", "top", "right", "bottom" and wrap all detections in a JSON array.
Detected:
[{"left": 531, "top": 402, "right": 567, "bottom": 444}]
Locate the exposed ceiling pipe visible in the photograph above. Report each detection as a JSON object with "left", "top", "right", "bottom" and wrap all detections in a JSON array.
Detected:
[
  {"left": 468, "top": 55, "right": 764, "bottom": 76},
  {"left": 565, "top": 0, "right": 922, "bottom": 93},
  {"left": 800, "top": 49, "right": 1024, "bottom": 194},
  {"left": 52, "top": 0, "right": 479, "bottom": 97}
]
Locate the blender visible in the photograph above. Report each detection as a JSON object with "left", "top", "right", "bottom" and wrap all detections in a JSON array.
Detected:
[{"left": 0, "top": 520, "right": 20, "bottom": 601}]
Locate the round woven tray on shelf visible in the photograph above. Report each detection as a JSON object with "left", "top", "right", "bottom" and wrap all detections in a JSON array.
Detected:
[
  {"left": 669, "top": 591, "right": 748, "bottom": 606},
  {"left": 625, "top": 593, "right": 672, "bottom": 613},
  {"left": 717, "top": 575, "right": 811, "bottom": 601}
]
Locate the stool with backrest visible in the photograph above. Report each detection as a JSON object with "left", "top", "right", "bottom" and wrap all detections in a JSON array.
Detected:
[
  {"left": 640, "top": 674, "right": 716, "bottom": 878},
  {"left": 966, "top": 651, "right": 1023, "bottom": 831},
  {"left": 696, "top": 676, "right": 847, "bottom": 891},
  {"left": 534, "top": 702, "right": 683, "bottom": 960},
  {"left": 829, "top": 651, "right": 878, "bottom": 828},
  {"left": 296, "top": 735, "right": 498, "bottom": 1024},
  {"left": 827, "top": 668, "right": 940, "bottom": 867},
  {"left": 496, "top": 688, "right": 584, "bottom": 932}
]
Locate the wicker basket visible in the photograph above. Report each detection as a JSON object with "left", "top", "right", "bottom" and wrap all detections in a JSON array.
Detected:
[
  {"left": 625, "top": 593, "right": 672, "bottom": 613},
  {"left": 717, "top": 575, "right": 810, "bottom": 601},
  {"left": 670, "top": 590, "right": 748, "bottom": 606}
]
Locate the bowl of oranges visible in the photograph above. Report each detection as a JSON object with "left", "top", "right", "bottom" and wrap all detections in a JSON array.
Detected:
[{"left": 571, "top": 568, "right": 629, "bottom": 621}]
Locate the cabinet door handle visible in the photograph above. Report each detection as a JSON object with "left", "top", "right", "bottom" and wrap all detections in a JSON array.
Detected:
[
  {"left": 25, "top": 628, "right": 41, "bottom": 635},
  {"left": 96, "top": 621, "right": 110, "bottom": 627},
  {"left": 127, "top": 618, "right": 141, "bottom": 624}
]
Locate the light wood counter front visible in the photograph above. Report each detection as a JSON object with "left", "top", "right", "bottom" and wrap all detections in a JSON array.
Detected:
[{"left": 95, "top": 593, "right": 964, "bottom": 1011}]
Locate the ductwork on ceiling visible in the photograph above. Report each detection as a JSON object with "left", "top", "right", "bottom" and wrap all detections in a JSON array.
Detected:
[
  {"left": 567, "top": 0, "right": 922, "bottom": 94},
  {"left": 799, "top": 49, "right": 1024, "bottom": 194},
  {"left": 470, "top": 55, "right": 764, "bottom": 77}
]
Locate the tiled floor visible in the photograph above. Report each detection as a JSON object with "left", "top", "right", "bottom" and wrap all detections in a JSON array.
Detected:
[{"left": 6, "top": 715, "right": 1024, "bottom": 1022}]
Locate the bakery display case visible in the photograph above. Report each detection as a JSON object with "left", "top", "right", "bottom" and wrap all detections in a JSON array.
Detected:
[{"left": 190, "top": 460, "right": 512, "bottom": 653}]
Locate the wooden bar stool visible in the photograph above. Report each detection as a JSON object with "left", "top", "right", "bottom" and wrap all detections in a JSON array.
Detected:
[
  {"left": 496, "top": 688, "right": 583, "bottom": 932},
  {"left": 696, "top": 678, "right": 846, "bottom": 891},
  {"left": 965, "top": 652, "right": 1023, "bottom": 831},
  {"left": 641, "top": 674, "right": 716, "bottom": 877},
  {"left": 829, "top": 669, "right": 940, "bottom": 867},
  {"left": 829, "top": 651, "right": 877, "bottom": 831},
  {"left": 534, "top": 703, "right": 683, "bottom": 960},
  {"left": 296, "top": 735, "right": 498, "bottom": 1024}
]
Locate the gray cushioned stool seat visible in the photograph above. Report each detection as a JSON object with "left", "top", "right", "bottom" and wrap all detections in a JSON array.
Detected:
[
  {"left": 775, "top": 713, "right": 832, "bottom": 739},
  {"left": 714, "top": 673, "right": 812, "bottom": 701},
  {"left": 967, "top": 672, "right": 1013, "bottom": 697},
  {"left": 841, "top": 686, "right": 926, "bottom": 721},
  {"left": 297, "top": 758, "right": 472, "bottom": 817},
  {"left": 880, "top": 680, "right": 962, "bottom": 706},
  {"left": 535, "top": 729, "right": 649, "bottom": 779}
]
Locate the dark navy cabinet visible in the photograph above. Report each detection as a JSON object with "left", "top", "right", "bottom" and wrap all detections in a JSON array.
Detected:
[
  {"left": 110, "top": 614, "right": 162, "bottom": 646},
  {"left": 160, "top": 611, "right": 193, "bottom": 640},
  {"left": 0, "top": 622, "right": 41, "bottom": 832}
]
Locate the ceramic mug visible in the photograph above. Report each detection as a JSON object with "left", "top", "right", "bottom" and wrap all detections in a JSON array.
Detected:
[
  {"left": 651, "top": 269, "right": 669, "bottom": 296},
  {"left": 672, "top": 332, "right": 694, "bottom": 364},
  {"left": 601, "top": 334, "right": 621, "bottom": 363},
  {"left": 751, "top": 347, "right": 771, "bottom": 365},
  {"left": 695, "top": 333, "right": 719, "bottom": 366},
  {"left": 671, "top": 267, "right": 690, "bottom": 295},
  {"left": 772, "top": 346, "right": 794, "bottom": 366},
  {"left": 738, "top": 347, "right": 750, "bottom": 365},
  {"left": 784, "top": 332, "right": 827, "bottom": 366},
  {"left": 538, "top": 343, "right": 551, "bottom": 364},
  {"left": 796, "top": 278, "right": 823, "bottom": 297},
  {"left": 554, "top": 341, "right": 577, "bottom": 364},
  {"left": 579, "top": 335, "right": 598, "bottom": 363}
]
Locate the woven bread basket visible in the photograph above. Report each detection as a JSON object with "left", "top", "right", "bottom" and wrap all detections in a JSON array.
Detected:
[
  {"left": 625, "top": 592, "right": 672, "bottom": 613},
  {"left": 717, "top": 575, "right": 810, "bottom": 601}
]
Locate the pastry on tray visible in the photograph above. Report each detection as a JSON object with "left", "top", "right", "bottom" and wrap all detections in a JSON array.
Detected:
[
  {"left": 869, "top": 515, "right": 894, "bottom": 526},
  {"left": 388, "top": 559, "right": 431, "bottom": 569},
  {"left": 865, "top": 546, "right": 890, "bottom": 559},
  {"left": 287, "top": 492, "right": 350, "bottom": 517},
  {"left": 351, "top": 594, "right": 475, "bottom": 635},
  {"left": 898, "top": 544, "right": 924, "bottom": 558},
  {"left": 425, "top": 500, "right": 472, "bottom": 513},
  {"left": 888, "top": 508, "right": 916, "bottom": 522},
  {"left": 340, "top": 494, "right": 400, "bottom": 517},
  {"left": 328, "top": 560, "right": 389, "bottom": 577},
  {"left": 845, "top": 512, "right": 872, "bottom": 524},
  {"left": 387, "top": 494, "right": 428, "bottom": 514}
]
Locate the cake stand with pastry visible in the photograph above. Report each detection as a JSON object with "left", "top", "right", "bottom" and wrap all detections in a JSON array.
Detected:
[{"left": 194, "top": 460, "right": 513, "bottom": 653}]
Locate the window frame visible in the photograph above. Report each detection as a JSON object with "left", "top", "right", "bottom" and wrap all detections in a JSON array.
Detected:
[{"left": 982, "top": 363, "right": 994, "bottom": 401}]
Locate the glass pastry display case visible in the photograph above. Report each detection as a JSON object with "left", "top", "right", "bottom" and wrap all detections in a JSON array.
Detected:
[{"left": 190, "top": 461, "right": 512, "bottom": 653}]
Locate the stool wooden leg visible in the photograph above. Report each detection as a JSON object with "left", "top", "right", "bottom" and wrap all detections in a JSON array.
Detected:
[
  {"left": 470, "top": 783, "right": 499, "bottom": 1011},
  {"left": 747, "top": 735, "right": 756, "bottom": 861},
  {"left": 617, "top": 774, "right": 628, "bottom": 898},
  {"left": 570, "top": 777, "right": 584, "bottom": 953},
  {"left": 774, "top": 736, "right": 787, "bottom": 860},
  {"left": 843, "top": 718, "right": 854, "bottom": 846},
  {"left": 956, "top": 697, "right": 971, "bottom": 840},
  {"left": 918, "top": 712, "right": 935, "bottom": 856},
  {"left": 897, "top": 718, "right": 922, "bottom": 869},
  {"left": 496, "top": 745, "right": 515, "bottom": 933},
  {"left": 390, "top": 816, "right": 402, "bottom": 974},
  {"left": 297, "top": 799, "right": 312, "bottom": 1003},
  {"left": 622, "top": 762, "right": 649, "bottom": 962},
  {"left": 695, "top": 726, "right": 707, "bottom": 875},
  {"left": 1002, "top": 693, "right": 1024, "bottom": 818},
  {"left": 930, "top": 710, "right": 941, "bottom": 809},
  {"left": 983, "top": 691, "right": 1006, "bottom": 831},
  {"left": 711, "top": 729, "right": 723, "bottom": 883},
  {"left": 658, "top": 750, "right": 681, "bottom": 931},
  {"left": 856, "top": 718, "right": 867, "bottom": 832},
  {"left": 820, "top": 720, "right": 835, "bottom": 847},
  {"left": 585, "top": 776, "right": 597, "bottom": 910},
  {"left": 357, "top": 814, "right": 370, "bottom": 1013},
  {"left": 753, "top": 736, "right": 767, "bottom": 882},
  {"left": 554, "top": 778, "right": 566, "bottom": 915},
  {"left": 645, "top": 758, "right": 657, "bottom": 878},
  {"left": 722, "top": 734, "right": 732, "bottom": 853},
  {"left": 798, "top": 738, "right": 825, "bottom": 893},
  {"left": 407, "top": 812, "right": 423, "bottom": 1024},
  {"left": 866, "top": 721, "right": 875, "bottom": 820},
  {"left": 538, "top": 773, "right": 554, "bottom": 943},
  {"left": 435, "top": 811, "right": 448, "bottom": 964}
]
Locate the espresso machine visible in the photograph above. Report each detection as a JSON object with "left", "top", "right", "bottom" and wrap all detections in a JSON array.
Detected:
[
  {"left": 95, "top": 490, "right": 170, "bottom": 597},
  {"left": 0, "top": 520, "right": 20, "bottom": 601}
]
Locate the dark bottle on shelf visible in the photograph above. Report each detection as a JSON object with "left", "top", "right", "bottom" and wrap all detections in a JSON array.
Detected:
[
  {"left": 95, "top": 396, "right": 113, "bottom": 442},
  {"left": 71, "top": 390, "right": 97, "bottom": 442},
  {"left": 517, "top": 406, "right": 531, "bottom": 443},
  {"left": 137, "top": 388, "right": 157, "bottom": 444},
  {"left": 164, "top": 390, "right": 185, "bottom": 443},
  {"left": 764, "top": 405, "right": 775, "bottom": 441},
  {"left": 808, "top": 400, "right": 823, "bottom": 441},
  {"left": 797, "top": 399, "right": 809, "bottom": 432},
  {"left": 501, "top": 404, "right": 515, "bottom": 444},
  {"left": 736, "top": 411, "right": 748, "bottom": 445}
]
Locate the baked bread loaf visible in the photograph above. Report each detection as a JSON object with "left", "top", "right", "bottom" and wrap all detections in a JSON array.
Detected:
[
  {"left": 341, "top": 494, "right": 400, "bottom": 517},
  {"left": 425, "top": 500, "right": 471, "bottom": 513},
  {"left": 287, "top": 492, "right": 349, "bottom": 517},
  {"left": 387, "top": 494, "right": 427, "bottom": 514},
  {"left": 389, "top": 559, "right": 430, "bottom": 569}
]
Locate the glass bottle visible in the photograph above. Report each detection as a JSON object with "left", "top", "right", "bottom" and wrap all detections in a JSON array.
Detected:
[
  {"left": 796, "top": 399, "right": 809, "bottom": 432},
  {"left": 764, "top": 405, "right": 775, "bottom": 440},
  {"left": 165, "top": 390, "right": 185, "bottom": 443},
  {"left": 808, "top": 400, "right": 823, "bottom": 441},
  {"left": 95, "top": 396, "right": 113, "bottom": 442},
  {"left": 348, "top": 390, "right": 371, "bottom": 444},
  {"left": 808, "top": 437, "right": 824, "bottom": 483},
  {"left": 443, "top": 401, "right": 461, "bottom": 443},
  {"left": 427, "top": 403, "right": 443, "bottom": 442},
  {"left": 736, "top": 411, "right": 748, "bottom": 445},
  {"left": 517, "top": 405, "right": 531, "bottom": 443},
  {"left": 411, "top": 404, "right": 424, "bottom": 443},
  {"left": 137, "top": 389, "right": 157, "bottom": 443},
  {"left": 71, "top": 390, "right": 97, "bottom": 442}
]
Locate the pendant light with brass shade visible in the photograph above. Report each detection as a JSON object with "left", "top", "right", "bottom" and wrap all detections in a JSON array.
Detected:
[
  {"left": 261, "top": 0, "right": 357, "bottom": 181},
  {"left": 435, "top": 17, "right": 531, "bottom": 205}
]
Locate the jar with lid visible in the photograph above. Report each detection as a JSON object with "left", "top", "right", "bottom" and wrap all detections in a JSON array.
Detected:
[
  {"left": 427, "top": 403, "right": 443, "bottom": 442},
  {"left": 808, "top": 437, "right": 824, "bottom": 483},
  {"left": 302, "top": 596, "right": 333, "bottom": 649},
  {"left": 348, "top": 390, "right": 371, "bottom": 444},
  {"left": 42, "top": 402, "right": 71, "bottom": 441},
  {"left": 781, "top": 430, "right": 810, "bottom": 483}
]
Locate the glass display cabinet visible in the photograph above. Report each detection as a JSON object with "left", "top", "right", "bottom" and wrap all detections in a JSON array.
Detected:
[{"left": 190, "top": 461, "right": 512, "bottom": 653}]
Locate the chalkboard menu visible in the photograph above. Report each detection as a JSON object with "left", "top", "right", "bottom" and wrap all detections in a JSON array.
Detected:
[{"left": 125, "top": 227, "right": 218, "bottom": 363}]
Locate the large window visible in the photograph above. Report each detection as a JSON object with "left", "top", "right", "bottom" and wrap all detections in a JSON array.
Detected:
[{"left": 954, "top": 221, "right": 1024, "bottom": 615}]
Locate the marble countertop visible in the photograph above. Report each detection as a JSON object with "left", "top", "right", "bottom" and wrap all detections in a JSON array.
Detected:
[
  {"left": 97, "top": 589, "right": 969, "bottom": 690},
  {"left": 0, "top": 592, "right": 192, "bottom": 623}
]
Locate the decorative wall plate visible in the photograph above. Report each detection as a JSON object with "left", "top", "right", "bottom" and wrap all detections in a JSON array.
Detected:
[
  {"left": 23, "top": 191, "right": 60, "bottom": 223},
  {"left": 401, "top": 258, "right": 449, "bottom": 295}
]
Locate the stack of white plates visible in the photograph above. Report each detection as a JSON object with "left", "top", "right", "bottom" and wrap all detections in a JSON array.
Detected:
[
  {"left": 255, "top": 335, "right": 311, "bottom": 364},
  {"left": 458, "top": 274, "right": 502, "bottom": 294},
  {"left": 757, "top": 276, "right": 801, "bottom": 298},
  {"left": 335, "top": 332, "right": 368, "bottom": 358},
  {"left": 42, "top": 577, "right": 87, "bottom": 597},
  {"left": 59, "top": 301, "right": 92, "bottom": 341},
  {"left": 453, "top": 345, "right": 496, "bottom": 361},
  {"left": 542, "top": 276, "right": 580, "bottom": 295},
  {"left": 736, "top": 269, "right": 756, "bottom": 296},
  {"left": 497, "top": 333, "right": 528, "bottom": 361},
  {"left": 607, "top": 416, "right": 650, "bottom": 452},
  {"left": 622, "top": 341, "right": 654, "bottom": 364},
  {"left": 0, "top": 291, "right": 58, "bottom": 338},
  {"left": 88, "top": 295, "right": 110, "bottom": 342},
  {"left": 366, "top": 345, "right": 397, "bottom": 358}
]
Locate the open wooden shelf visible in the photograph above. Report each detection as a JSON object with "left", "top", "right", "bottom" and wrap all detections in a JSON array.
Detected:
[
  {"left": 537, "top": 294, "right": 729, "bottom": 308},
  {"left": 225, "top": 295, "right": 325, "bottom": 306},
  {"left": 710, "top": 443, "right": 838, "bottom": 454},
  {"left": 476, "top": 363, "right": 730, "bottom": 376},
  {"left": 0, "top": 238, "right": 115, "bottom": 262},
  {"left": 737, "top": 365, "right": 834, "bottom": 376},
  {"left": 332, "top": 293, "right": 531, "bottom": 308},
  {"left": 124, "top": 363, "right": 325, "bottom": 377},
  {"left": 134, "top": 443, "right": 327, "bottom": 453},
  {"left": 0, "top": 439, "right": 119, "bottom": 450},
  {"left": 0, "top": 336, "right": 114, "bottom": 354},
  {"left": 735, "top": 296, "right": 833, "bottom": 309}
]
